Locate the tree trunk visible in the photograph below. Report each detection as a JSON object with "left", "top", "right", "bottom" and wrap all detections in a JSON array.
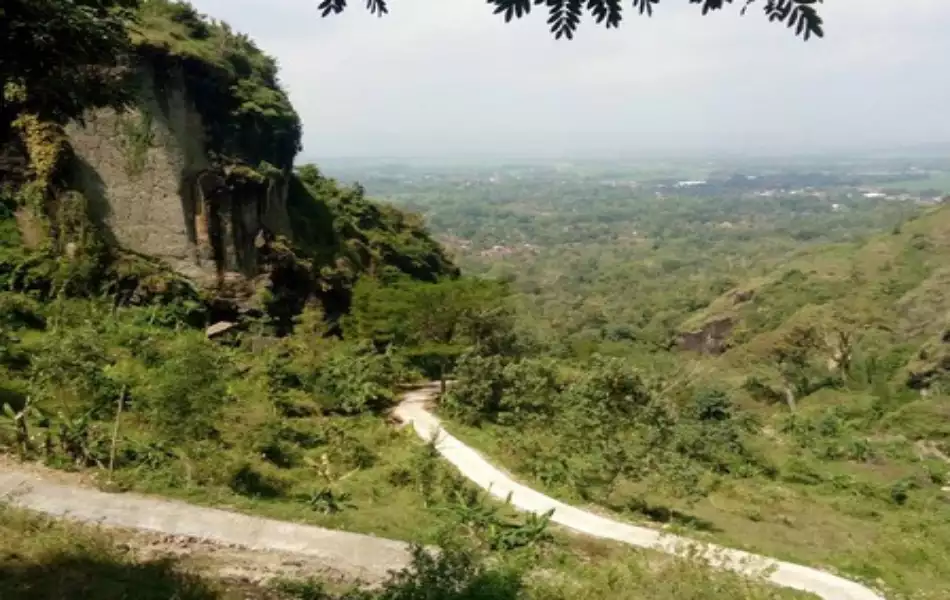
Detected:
[
  {"left": 14, "top": 399, "right": 30, "bottom": 456},
  {"left": 108, "top": 386, "right": 126, "bottom": 480},
  {"left": 784, "top": 386, "right": 797, "bottom": 412}
]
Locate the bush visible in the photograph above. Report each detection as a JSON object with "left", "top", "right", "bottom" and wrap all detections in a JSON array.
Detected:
[
  {"left": 310, "top": 344, "right": 407, "bottom": 415},
  {"left": 30, "top": 319, "right": 121, "bottom": 416},
  {"left": 374, "top": 544, "right": 522, "bottom": 600},
  {"left": 443, "top": 354, "right": 561, "bottom": 426},
  {"left": 0, "top": 292, "right": 45, "bottom": 329},
  {"left": 133, "top": 334, "right": 231, "bottom": 441},
  {"left": 228, "top": 462, "right": 290, "bottom": 499},
  {"left": 442, "top": 353, "right": 506, "bottom": 425}
]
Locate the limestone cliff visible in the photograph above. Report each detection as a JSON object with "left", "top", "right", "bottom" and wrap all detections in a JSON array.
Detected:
[
  {"left": 1, "top": 0, "right": 457, "bottom": 328},
  {"left": 66, "top": 65, "right": 291, "bottom": 292}
]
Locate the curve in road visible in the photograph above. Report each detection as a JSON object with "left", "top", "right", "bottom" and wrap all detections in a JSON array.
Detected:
[{"left": 393, "top": 384, "right": 887, "bottom": 600}]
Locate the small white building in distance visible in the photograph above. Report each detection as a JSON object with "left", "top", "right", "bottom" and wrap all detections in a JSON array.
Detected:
[{"left": 675, "top": 180, "right": 707, "bottom": 187}]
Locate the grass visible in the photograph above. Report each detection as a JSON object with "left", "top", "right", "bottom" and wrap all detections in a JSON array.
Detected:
[
  {"left": 0, "top": 290, "right": 823, "bottom": 600},
  {"left": 106, "top": 421, "right": 473, "bottom": 544},
  {"left": 439, "top": 400, "right": 950, "bottom": 599},
  {"left": 523, "top": 548, "right": 815, "bottom": 600},
  {"left": 0, "top": 502, "right": 816, "bottom": 600},
  {"left": 0, "top": 504, "right": 230, "bottom": 600},
  {"left": 0, "top": 299, "right": 473, "bottom": 546}
]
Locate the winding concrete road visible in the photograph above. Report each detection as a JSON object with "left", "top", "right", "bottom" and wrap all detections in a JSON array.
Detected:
[
  {"left": 0, "top": 385, "right": 887, "bottom": 599},
  {"left": 392, "top": 384, "right": 887, "bottom": 600}
]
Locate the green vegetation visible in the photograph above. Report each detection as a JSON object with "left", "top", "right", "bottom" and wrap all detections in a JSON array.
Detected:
[
  {"left": 358, "top": 163, "right": 922, "bottom": 357},
  {"left": 331, "top": 161, "right": 950, "bottom": 598},
  {"left": 0, "top": 291, "right": 475, "bottom": 543},
  {"left": 284, "top": 165, "right": 458, "bottom": 324},
  {"left": 881, "top": 171, "right": 950, "bottom": 195},
  {"left": 131, "top": 0, "right": 301, "bottom": 172},
  {"left": 0, "top": 502, "right": 810, "bottom": 600},
  {"left": 439, "top": 351, "right": 949, "bottom": 598},
  {"left": 118, "top": 110, "right": 155, "bottom": 176},
  {"left": 0, "top": 504, "right": 223, "bottom": 600},
  {"left": 346, "top": 277, "right": 515, "bottom": 381},
  {"left": 2, "top": 0, "right": 137, "bottom": 128},
  {"left": 1, "top": 2, "right": 946, "bottom": 600}
]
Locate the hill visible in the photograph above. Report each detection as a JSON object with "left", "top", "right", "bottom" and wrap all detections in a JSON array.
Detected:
[
  {"left": 3, "top": 3, "right": 948, "bottom": 599},
  {"left": 678, "top": 202, "right": 950, "bottom": 399},
  {"left": 347, "top": 162, "right": 950, "bottom": 598},
  {"left": 3, "top": 0, "right": 456, "bottom": 330}
]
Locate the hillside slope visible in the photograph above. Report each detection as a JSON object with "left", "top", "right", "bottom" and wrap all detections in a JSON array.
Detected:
[{"left": 678, "top": 203, "right": 950, "bottom": 393}]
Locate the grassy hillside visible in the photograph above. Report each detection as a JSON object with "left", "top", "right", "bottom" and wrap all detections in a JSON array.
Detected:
[
  {"left": 684, "top": 203, "right": 950, "bottom": 395},
  {"left": 438, "top": 349, "right": 949, "bottom": 599},
  {"left": 0, "top": 0, "right": 460, "bottom": 549},
  {"left": 355, "top": 167, "right": 950, "bottom": 598}
]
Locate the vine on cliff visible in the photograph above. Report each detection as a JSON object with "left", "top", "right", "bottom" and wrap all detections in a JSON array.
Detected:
[
  {"left": 12, "top": 115, "right": 68, "bottom": 195},
  {"left": 118, "top": 110, "right": 156, "bottom": 176}
]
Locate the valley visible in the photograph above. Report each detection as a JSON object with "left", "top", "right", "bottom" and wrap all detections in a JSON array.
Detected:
[{"left": 2, "top": 2, "right": 949, "bottom": 600}]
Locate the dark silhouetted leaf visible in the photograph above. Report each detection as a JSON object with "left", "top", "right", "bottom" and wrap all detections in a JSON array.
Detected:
[{"left": 318, "top": 0, "right": 825, "bottom": 41}]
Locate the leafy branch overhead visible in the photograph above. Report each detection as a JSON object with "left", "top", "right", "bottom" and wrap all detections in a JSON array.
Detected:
[{"left": 318, "top": 0, "right": 824, "bottom": 40}]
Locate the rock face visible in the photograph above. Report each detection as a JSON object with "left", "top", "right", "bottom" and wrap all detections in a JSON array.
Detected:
[
  {"left": 677, "top": 317, "right": 735, "bottom": 355},
  {"left": 65, "top": 64, "right": 291, "bottom": 290},
  {"left": 906, "top": 331, "right": 950, "bottom": 390}
]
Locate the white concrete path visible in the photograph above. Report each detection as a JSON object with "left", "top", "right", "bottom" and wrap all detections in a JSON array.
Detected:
[
  {"left": 393, "top": 385, "right": 888, "bottom": 600},
  {"left": 0, "top": 470, "right": 411, "bottom": 582}
]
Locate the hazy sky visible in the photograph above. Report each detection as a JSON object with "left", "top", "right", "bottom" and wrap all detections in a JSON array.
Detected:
[{"left": 189, "top": 0, "right": 950, "bottom": 159}]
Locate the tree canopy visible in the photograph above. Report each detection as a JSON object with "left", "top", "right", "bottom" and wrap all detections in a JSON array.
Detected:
[
  {"left": 1, "top": 0, "right": 138, "bottom": 129},
  {"left": 319, "top": 0, "right": 825, "bottom": 41}
]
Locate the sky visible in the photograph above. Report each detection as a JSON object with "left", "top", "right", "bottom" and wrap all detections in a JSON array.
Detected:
[{"left": 188, "top": 0, "right": 950, "bottom": 160}]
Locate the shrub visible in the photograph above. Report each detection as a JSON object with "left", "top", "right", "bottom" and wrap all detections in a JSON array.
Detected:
[
  {"left": 133, "top": 334, "right": 231, "bottom": 441},
  {"left": 310, "top": 344, "right": 406, "bottom": 415}
]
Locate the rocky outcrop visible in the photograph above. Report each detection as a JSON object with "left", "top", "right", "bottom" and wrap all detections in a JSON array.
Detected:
[
  {"left": 65, "top": 64, "right": 291, "bottom": 292},
  {"left": 677, "top": 317, "right": 734, "bottom": 355},
  {"left": 906, "top": 329, "right": 950, "bottom": 390}
]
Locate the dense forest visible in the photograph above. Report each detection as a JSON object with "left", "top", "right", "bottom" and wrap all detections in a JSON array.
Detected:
[{"left": 1, "top": 2, "right": 948, "bottom": 600}]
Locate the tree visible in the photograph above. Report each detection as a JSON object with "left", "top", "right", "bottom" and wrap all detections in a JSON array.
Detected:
[
  {"left": 319, "top": 0, "right": 825, "bottom": 41},
  {"left": 347, "top": 278, "right": 517, "bottom": 386},
  {"left": 1, "top": 0, "right": 138, "bottom": 135},
  {"left": 769, "top": 323, "right": 839, "bottom": 410}
]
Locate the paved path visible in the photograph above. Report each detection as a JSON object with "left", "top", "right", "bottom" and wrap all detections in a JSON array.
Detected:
[
  {"left": 0, "top": 470, "right": 411, "bottom": 582},
  {"left": 393, "top": 384, "right": 887, "bottom": 600},
  {"left": 0, "top": 385, "right": 887, "bottom": 599}
]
